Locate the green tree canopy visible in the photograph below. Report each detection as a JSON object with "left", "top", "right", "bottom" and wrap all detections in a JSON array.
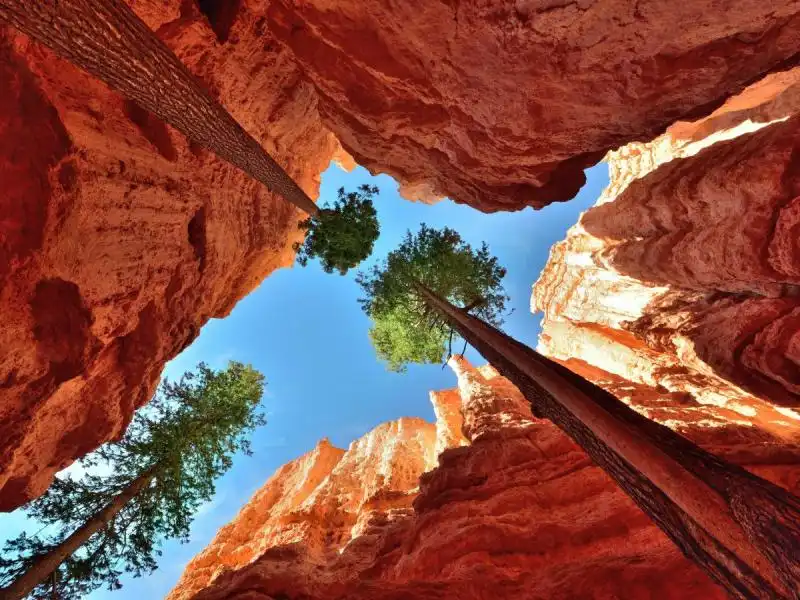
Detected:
[
  {"left": 0, "top": 362, "right": 265, "bottom": 599},
  {"left": 357, "top": 224, "right": 508, "bottom": 372},
  {"left": 295, "top": 184, "right": 380, "bottom": 275}
]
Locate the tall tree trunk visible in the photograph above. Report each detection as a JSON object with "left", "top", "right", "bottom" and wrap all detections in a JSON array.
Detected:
[
  {"left": 0, "top": 0, "right": 320, "bottom": 216},
  {"left": 0, "top": 466, "right": 158, "bottom": 600},
  {"left": 415, "top": 282, "right": 800, "bottom": 600}
]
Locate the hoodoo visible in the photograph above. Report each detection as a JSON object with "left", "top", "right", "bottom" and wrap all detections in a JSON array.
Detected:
[
  {"left": 168, "top": 359, "right": 800, "bottom": 600},
  {"left": 2, "top": 2, "right": 800, "bottom": 599}
]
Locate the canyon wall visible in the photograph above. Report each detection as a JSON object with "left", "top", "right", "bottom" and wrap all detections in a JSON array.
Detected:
[
  {"left": 168, "top": 358, "right": 800, "bottom": 600},
  {"left": 4, "top": 0, "right": 800, "bottom": 511},
  {"left": 533, "top": 67, "right": 800, "bottom": 439},
  {"left": 266, "top": 0, "right": 800, "bottom": 210},
  {"left": 0, "top": 1, "right": 339, "bottom": 509}
]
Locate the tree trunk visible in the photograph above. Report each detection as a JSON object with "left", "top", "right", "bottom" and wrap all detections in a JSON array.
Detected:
[
  {"left": 414, "top": 282, "right": 800, "bottom": 600},
  {"left": 0, "top": 466, "right": 158, "bottom": 600},
  {"left": 0, "top": 0, "right": 319, "bottom": 216}
]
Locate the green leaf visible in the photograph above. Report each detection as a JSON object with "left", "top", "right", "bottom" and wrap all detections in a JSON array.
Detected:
[
  {"left": 0, "top": 362, "right": 266, "bottom": 599},
  {"left": 296, "top": 185, "right": 381, "bottom": 275},
  {"left": 357, "top": 224, "right": 508, "bottom": 371}
]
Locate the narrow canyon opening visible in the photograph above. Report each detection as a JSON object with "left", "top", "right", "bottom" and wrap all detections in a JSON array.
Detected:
[{"left": 1, "top": 2, "right": 800, "bottom": 599}]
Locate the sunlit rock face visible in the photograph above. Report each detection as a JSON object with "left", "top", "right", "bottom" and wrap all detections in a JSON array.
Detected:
[
  {"left": 0, "top": 1, "right": 341, "bottom": 510},
  {"left": 265, "top": 0, "right": 800, "bottom": 211},
  {"left": 168, "top": 359, "right": 800, "bottom": 600},
  {"left": 533, "top": 67, "right": 800, "bottom": 439},
  {"left": 4, "top": 0, "right": 800, "bottom": 512},
  {"left": 167, "top": 415, "right": 440, "bottom": 600},
  {"left": 167, "top": 414, "right": 446, "bottom": 600}
]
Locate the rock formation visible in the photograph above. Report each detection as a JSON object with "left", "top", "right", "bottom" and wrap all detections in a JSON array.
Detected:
[
  {"left": 0, "top": 3, "right": 339, "bottom": 509},
  {"left": 267, "top": 0, "right": 800, "bottom": 210},
  {"left": 168, "top": 358, "right": 800, "bottom": 600},
  {"left": 167, "top": 417, "right": 439, "bottom": 600},
  {"left": 533, "top": 67, "right": 800, "bottom": 439},
  {"left": 3, "top": 0, "right": 800, "bottom": 512}
]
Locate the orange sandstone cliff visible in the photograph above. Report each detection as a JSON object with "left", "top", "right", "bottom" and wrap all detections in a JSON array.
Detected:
[
  {"left": 533, "top": 67, "right": 800, "bottom": 437},
  {"left": 3, "top": 0, "right": 800, "bottom": 511},
  {"left": 167, "top": 358, "right": 800, "bottom": 600},
  {"left": 267, "top": 0, "right": 800, "bottom": 210},
  {"left": 0, "top": 2, "right": 339, "bottom": 509}
]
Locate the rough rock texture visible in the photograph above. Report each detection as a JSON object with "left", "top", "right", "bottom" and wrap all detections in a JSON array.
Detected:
[
  {"left": 430, "top": 388, "right": 469, "bottom": 456},
  {"left": 265, "top": 0, "right": 800, "bottom": 210},
  {"left": 167, "top": 414, "right": 442, "bottom": 600},
  {"left": 5, "top": 0, "right": 800, "bottom": 512},
  {"left": 0, "top": 1, "right": 341, "bottom": 510},
  {"left": 533, "top": 68, "right": 800, "bottom": 435},
  {"left": 168, "top": 413, "right": 447, "bottom": 600},
  {"left": 168, "top": 358, "right": 800, "bottom": 600}
]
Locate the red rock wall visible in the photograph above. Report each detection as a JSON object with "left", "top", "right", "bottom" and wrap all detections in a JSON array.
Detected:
[
  {"left": 264, "top": 0, "right": 800, "bottom": 210},
  {"left": 533, "top": 68, "right": 800, "bottom": 438},
  {"left": 4, "top": 0, "right": 800, "bottom": 512},
  {"left": 168, "top": 413, "right": 449, "bottom": 600},
  {"left": 582, "top": 114, "right": 800, "bottom": 406},
  {"left": 168, "top": 358, "right": 800, "bottom": 600},
  {"left": 0, "top": 1, "right": 339, "bottom": 510}
]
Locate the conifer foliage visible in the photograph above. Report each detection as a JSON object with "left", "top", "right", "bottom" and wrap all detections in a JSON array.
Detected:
[
  {"left": 357, "top": 224, "right": 508, "bottom": 371},
  {"left": 0, "top": 362, "right": 265, "bottom": 600},
  {"left": 295, "top": 185, "right": 380, "bottom": 275}
]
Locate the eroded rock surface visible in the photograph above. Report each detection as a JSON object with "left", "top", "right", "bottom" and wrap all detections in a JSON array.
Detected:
[
  {"left": 266, "top": 0, "right": 800, "bottom": 210},
  {"left": 0, "top": 2, "right": 339, "bottom": 509},
  {"left": 4, "top": 0, "right": 800, "bottom": 511},
  {"left": 533, "top": 67, "right": 800, "bottom": 435},
  {"left": 168, "top": 359, "right": 800, "bottom": 600}
]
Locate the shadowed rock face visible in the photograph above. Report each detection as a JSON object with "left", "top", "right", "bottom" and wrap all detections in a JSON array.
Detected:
[
  {"left": 264, "top": 0, "right": 800, "bottom": 211},
  {"left": 3, "top": 0, "right": 800, "bottom": 511},
  {"left": 167, "top": 359, "right": 800, "bottom": 600},
  {"left": 0, "top": 1, "right": 340, "bottom": 510},
  {"left": 533, "top": 68, "right": 800, "bottom": 432}
]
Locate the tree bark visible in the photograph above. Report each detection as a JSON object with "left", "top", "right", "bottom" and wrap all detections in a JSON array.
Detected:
[
  {"left": 415, "top": 282, "right": 800, "bottom": 600},
  {"left": 0, "top": 465, "right": 158, "bottom": 600},
  {"left": 0, "top": 0, "right": 319, "bottom": 216}
]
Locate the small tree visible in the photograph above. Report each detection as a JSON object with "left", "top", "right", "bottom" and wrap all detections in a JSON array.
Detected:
[
  {"left": 295, "top": 185, "right": 380, "bottom": 275},
  {"left": 356, "top": 224, "right": 508, "bottom": 371},
  {"left": 0, "top": 362, "right": 265, "bottom": 600}
]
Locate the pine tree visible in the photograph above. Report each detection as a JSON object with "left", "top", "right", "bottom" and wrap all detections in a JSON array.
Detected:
[
  {"left": 295, "top": 185, "right": 381, "bottom": 275},
  {"left": 356, "top": 224, "right": 508, "bottom": 371},
  {"left": 357, "top": 231, "right": 800, "bottom": 599},
  {"left": 0, "top": 362, "right": 265, "bottom": 600}
]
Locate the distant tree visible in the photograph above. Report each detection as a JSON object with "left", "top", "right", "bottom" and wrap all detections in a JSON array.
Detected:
[
  {"left": 0, "top": 362, "right": 266, "bottom": 600},
  {"left": 356, "top": 224, "right": 508, "bottom": 371},
  {"left": 295, "top": 185, "right": 380, "bottom": 275}
]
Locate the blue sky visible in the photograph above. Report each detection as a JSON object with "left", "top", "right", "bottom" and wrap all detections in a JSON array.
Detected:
[{"left": 0, "top": 161, "right": 608, "bottom": 598}]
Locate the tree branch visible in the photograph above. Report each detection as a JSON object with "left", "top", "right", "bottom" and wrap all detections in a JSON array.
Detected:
[
  {"left": 463, "top": 298, "right": 486, "bottom": 313},
  {"left": 442, "top": 329, "right": 455, "bottom": 369}
]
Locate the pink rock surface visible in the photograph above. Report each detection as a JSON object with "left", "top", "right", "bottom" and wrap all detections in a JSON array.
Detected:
[
  {"left": 264, "top": 0, "right": 800, "bottom": 211},
  {"left": 168, "top": 359, "right": 800, "bottom": 600},
  {"left": 4, "top": 0, "right": 800, "bottom": 512}
]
